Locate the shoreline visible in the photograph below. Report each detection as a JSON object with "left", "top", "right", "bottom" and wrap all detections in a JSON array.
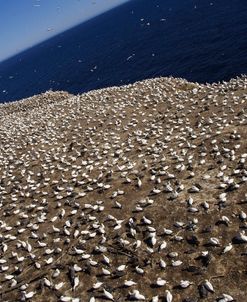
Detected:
[{"left": 0, "top": 74, "right": 246, "bottom": 109}]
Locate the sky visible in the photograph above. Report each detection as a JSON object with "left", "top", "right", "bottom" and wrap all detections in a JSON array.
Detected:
[{"left": 0, "top": 0, "right": 129, "bottom": 62}]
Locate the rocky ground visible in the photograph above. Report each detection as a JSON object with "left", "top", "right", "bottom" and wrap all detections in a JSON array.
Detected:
[{"left": 0, "top": 76, "right": 246, "bottom": 302}]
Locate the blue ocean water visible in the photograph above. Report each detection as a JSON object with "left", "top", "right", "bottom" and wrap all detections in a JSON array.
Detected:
[{"left": 0, "top": 0, "right": 247, "bottom": 102}]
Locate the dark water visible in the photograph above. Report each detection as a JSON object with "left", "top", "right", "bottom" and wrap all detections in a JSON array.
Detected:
[{"left": 1, "top": 0, "right": 247, "bottom": 103}]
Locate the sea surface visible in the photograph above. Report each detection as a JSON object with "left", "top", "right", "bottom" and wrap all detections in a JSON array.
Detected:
[{"left": 0, "top": 0, "right": 247, "bottom": 102}]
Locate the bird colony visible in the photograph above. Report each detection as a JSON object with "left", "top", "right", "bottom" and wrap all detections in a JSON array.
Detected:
[{"left": 0, "top": 76, "right": 246, "bottom": 302}]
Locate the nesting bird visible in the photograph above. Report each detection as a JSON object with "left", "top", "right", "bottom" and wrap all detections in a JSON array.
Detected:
[{"left": 0, "top": 76, "right": 246, "bottom": 301}]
